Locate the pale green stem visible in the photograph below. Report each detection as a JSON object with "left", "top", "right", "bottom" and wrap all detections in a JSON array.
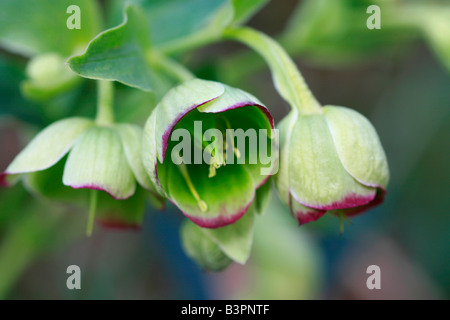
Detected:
[
  {"left": 86, "top": 190, "right": 98, "bottom": 237},
  {"left": 223, "top": 27, "right": 322, "bottom": 115},
  {"left": 96, "top": 80, "right": 114, "bottom": 125}
]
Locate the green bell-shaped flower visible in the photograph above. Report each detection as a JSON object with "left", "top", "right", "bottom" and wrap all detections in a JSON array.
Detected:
[
  {"left": 142, "top": 79, "right": 276, "bottom": 228},
  {"left": 1, "top": 117, "right": 160, "bottom": 228},
  {"left": 274, "top": 106, "right": 389, "bottom": 225}
]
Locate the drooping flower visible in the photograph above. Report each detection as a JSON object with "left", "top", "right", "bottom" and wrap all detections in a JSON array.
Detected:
[
  {"left": 274, "top": 106, "right": 389, "bottom": 225},
  {"left": 142, "top": 79, "right": 276, "bottom": 228},
  {"left": 1, "top": 117, "right": 160, "bottom": 228}
]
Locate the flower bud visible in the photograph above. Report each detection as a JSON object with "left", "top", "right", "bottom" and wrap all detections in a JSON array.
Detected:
[
  {"left": 22, "top": 53, "right": 80, "bottom": 101},
  {"left": 274, "top": 106, "right": 389, "bottom": 225}
]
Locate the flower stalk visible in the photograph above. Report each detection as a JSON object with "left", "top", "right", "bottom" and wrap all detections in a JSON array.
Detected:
[
  {"left": 223, "top": 27, "right": 322, "bottom": 115},
  {"left": 96, "top": 80, "right": 115, "bottom": 126}
]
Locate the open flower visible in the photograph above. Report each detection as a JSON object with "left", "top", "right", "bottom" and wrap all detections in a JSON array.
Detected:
[
  {"left": 1, "top": 117, "right": 159, "bottom": 227},
  {"left": 142, "top": 79, "right": 276, "bottom": 228},
  {"left": 274, "top": 106, "right": 389, "bottom": 225}
]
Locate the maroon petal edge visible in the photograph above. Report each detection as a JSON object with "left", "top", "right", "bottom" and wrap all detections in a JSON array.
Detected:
[
  {"left": 68, "top": 184, "right": 133, "bottom": 200},
  {"left": 343, "top": 188, "right": 386, "bottom": 217},
  {"left": 96, "top": 219, "right": 141, "bottom": 230},
  {"left": 161, "top": 97, "right": 220, "bottom": 162},
  {"left": 183, "top": 202, "right": 251, "bottom": 229},
  {"left": 289, "top": 194, "right": 326, "bottom": 226},
  {"left": 290, "top": 189, "right": 377, "bottom": 211},
  {"left": 0, "top": 172, "right": 9, "bottom": 187}
]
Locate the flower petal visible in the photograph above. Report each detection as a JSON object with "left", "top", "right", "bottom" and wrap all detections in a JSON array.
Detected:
[
  {"left": 220, "top": 106, "right": 275, "bottom": 188},
  {"left": 254, "top": 179, "right": 271, "bottom": 215},
  {"left": 199, "top": 208, "right": 255, "bottom": 264},
  {"left": 289, "top": 194, "right": 326, "bottom": 226},
  {"left": 324, "top": 106, "right": 389, "bottom": 189},
  {"left": 288, "top": 114, "right": 376, "bottom": 210},
  {"left": 197, "top": 84, "right": 273, "bottom": 128},
  {"left": 161, "top": 159, "right": 255, "bottom": 228},
  {"left": 116, "top": 123, "right": 153, "bottom": 190},
  {"left": 63, "top": 126, "right": 135, "bottom": 199},
  {"left": 155, "top": 79, "right": 225, "bottom": 162},
  {"left": 342, "top": 188, "right": 386, "bottom": 217},
  {"left": 96, "top": 186, "right": 146, "bottom": 229},
  {"left": 273, "top": 111, "right": 297, "bottom": 205},
  {"left": 5, "top": 117, "right": 93, "bottom": 174},
  {"left": 142, "top": 109, "right": 166, "bottom": 196},
  {"left": 181, "top": 219, "right": 232, "bottom": 271}
]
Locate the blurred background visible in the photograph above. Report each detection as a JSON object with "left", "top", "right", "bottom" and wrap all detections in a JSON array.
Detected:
[{"left": 0, "top": 0, "right": 449, "bottom": 299}]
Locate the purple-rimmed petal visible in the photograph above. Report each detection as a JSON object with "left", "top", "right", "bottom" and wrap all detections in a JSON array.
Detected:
[
  {"left": 162, "top": 159, "right": 255, "bottom": 229},
  {"left": 4, "top": 117, "right": 93, "bottom": 175},
  {"left": 323, "top": 106, "right": 389, "bottom": 190},
  {"left": 289, "top": 194, "right": 326, "bottom": 226},
  {"left": 63, "top": 126, "right": 135, "bottom": 200},
  {"left": 342, "top": 188, "right": 386, "bottom": 217},
  {"left": 142, "top": 110, "right": 166, "bottom": 196},
  {"left": 155, "top": 79, "right": 225, "bottom": 162},
  {"left": 288, "top": 114, "right": 377, "bottom": 211}
]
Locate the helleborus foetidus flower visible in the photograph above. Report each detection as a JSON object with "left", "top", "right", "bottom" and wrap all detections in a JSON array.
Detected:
[
  {"left": 1, "top": 117, "right": 160, "bottom": 227},
  {"left": 274, "top": 106, "right": 389, "bottom": 225},
  {"left": 142, "top": 79, "right": 277, "bottom": 228}
]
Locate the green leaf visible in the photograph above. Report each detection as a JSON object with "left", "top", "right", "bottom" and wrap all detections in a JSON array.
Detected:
[
  {"left": 68, "top": 5, "right": 173, "bottom": 94},
  {"left": 200, "top": 209, "right": 255, "bottom": 264},
  {"left": 230, "top": 0, "right": 269, "bottom": 25},
  {"left": 5, "top": 117, "right": 93, "bottom": 174},
  {"left": 63, "top": 126, "right": 136, "bottom": 200},
  {"left": 323, "top": 106, "right": 389, "bottom": 189},
  {"left": 112, "top": 0, "right": 233, "bottom": 54},
  {"left": 181, "top": 219, "right": 232, "bottom": 271},
  {"left": 0, "top": 0, "right": 100, "bottom": 56}
]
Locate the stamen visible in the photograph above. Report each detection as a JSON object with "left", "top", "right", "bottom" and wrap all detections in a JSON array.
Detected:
[
  {"left": 338, "top": 211, "right": 352, "bottom": 234},
  {"left": 221, "top": 116, "right": 241, "bottom": 160},
  {"left": 177, "top": 160, "right": 208, "bottom": 212}
]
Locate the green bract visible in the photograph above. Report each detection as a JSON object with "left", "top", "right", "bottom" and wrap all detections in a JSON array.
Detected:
[
  {"left": 1, "top": 117, "right": 159, "bottom": 227},
  {"left": 274, "top": 106, "right": 389, "bottom": 225},
  {"left": 181, "top": 205, "right": 256, "bottom": 270},
  {"left": 142, "top": 79, "right": 275, "bottom": 228}
]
